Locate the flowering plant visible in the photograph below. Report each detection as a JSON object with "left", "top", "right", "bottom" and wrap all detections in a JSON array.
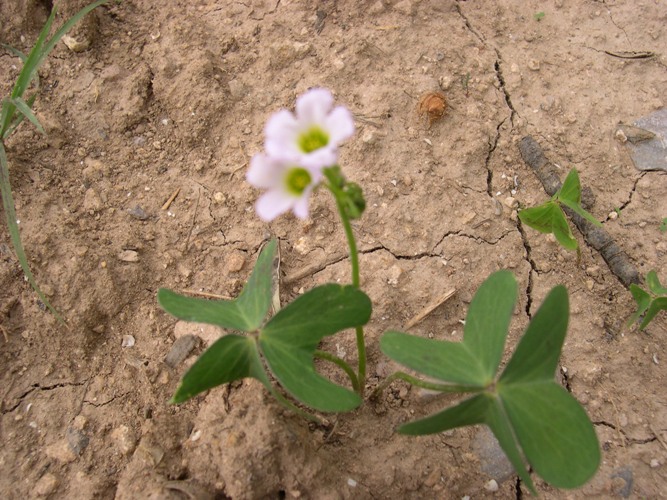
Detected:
[{"left": 158, "top": 89, "right": 600, "bottom": 492}]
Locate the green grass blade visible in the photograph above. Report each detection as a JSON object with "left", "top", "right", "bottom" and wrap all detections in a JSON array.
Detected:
[
  {"left": 1, "top": 43, "right": 28, "bottom": 61},
  {"left": 2, "top": 1, "right": 107, "bottom": 136},
  {"left": 9, "top": 8, "right": 55, "bottom": 101},
  {"left": 0, "top": 143, "right": 64, "bottom": 323},
  {"left": 10, "top": 97, "right": 45, "bottom": 135},
  {"left": 41, "top": 0, "right": 109, "bottom": 59},
  {"left": 4, "top": 95, "right": 38, "bottom": 139},
  {"left": 1, "top": 11, "right": 54, "bottom": 136}
]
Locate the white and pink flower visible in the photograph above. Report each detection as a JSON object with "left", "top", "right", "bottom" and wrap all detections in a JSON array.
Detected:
[
  {"left": 247, "top": 88, "right": 355, "bottom": 221},
  {"left": 264, "top": 88, "right": 355, "bottom": 169},
  {"left": 246, "top": 153, "right": 323, "bottom": 222}
]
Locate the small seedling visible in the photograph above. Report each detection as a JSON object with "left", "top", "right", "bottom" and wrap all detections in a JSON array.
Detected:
[
  {"left": 158, "top": 240, "right": 371, "bottom": 416},
  {"left": 1, "top": 0, "right": 108, "bottom": 322},
  {"left": 461, "top": 72, "right": 471, "bottom": 97},
  {"left": 534, "top": 11, "right": 546, "bottom": 21},
  {"left": 627, "top": 270, "right": 667, "bottom": 330},
  {"left": 660, "top": 217, "right": 667, "bottom": 233},
  {"left": 518, "top": 168, "right": 601, "bottom": 252},
  {"left": 380, "top": 271, "right": 600, "bottom": 493}
]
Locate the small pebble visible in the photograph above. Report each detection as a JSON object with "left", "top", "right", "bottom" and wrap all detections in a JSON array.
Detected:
[
  {"left": 128, "top": 205, "right": 149, "bottom": 220},
  {"left": 122, "top": 335, "right": 135, "bottom": 347},
  {"left": 118, "top": 250, "right": 140, "bottom": 262},
  {"left": 111, "top": 425, "right": 137, "bottom": 455},
  {"left": 527, "top": 59, "right": 540, "bottom": 71},
  {"left": 504, "top": 196, "right": 518, "bottom": 209},
  {"left": 484, "top": 479, "right": 499, "bottom": 492},
  {"left": 347, "top": 478, "right": 357, "bottom": 488},
  {"left": 226, "top": 252, "right": 246, "bottom": 273},
  {"left": 165, "top": 335, "right": 198, "bottom": 367},
  {"left": 66, "top": 427, "right": 90, "bottom": 455},
  {"left": 608, "top": 211, "right": 618, "bottom": 220},
  {"left": 33, "top": 473, "right": 59, "bottom": 497},
  {"left": 650, "top": 459, "right": 661, "bottom": 468},
  {"left": 45, "top": 439, "right": 77, "bottom": 463}
]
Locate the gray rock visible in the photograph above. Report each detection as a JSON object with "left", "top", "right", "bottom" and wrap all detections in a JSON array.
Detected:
[
  {"left": 472, "top": 426, "right": 515, "bottom": 483},
  {"left": 165, "top": 334, "right": 198, "bottom": 368},
  {"left": 67, "top": 427, "right": 90, "bottom": 455},
  {"left": 611, "top": 467, "right": 633, "bottom": 498},
  {"left": 625, "top": 108, "right": 667, "bottom": 172}
]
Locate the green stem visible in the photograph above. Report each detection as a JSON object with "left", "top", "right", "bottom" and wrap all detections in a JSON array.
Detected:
[
  {"left": 314, "top": 350, "right": 359, "bottom": 393},
  {"left": 323, "top": 172, "right": 366, "bottom": 396},
  {"left": 267, "top": 385, "right": 322, "bottom": 423},
  {"left": 372, "top": 371, "right": 484, "bottom": 400}
]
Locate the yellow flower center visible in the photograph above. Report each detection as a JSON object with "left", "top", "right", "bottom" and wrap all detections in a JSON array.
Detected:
[
  {"left": 298, "top": 126, "right": 329, "bottom": 153},
  {"left": 285, "top": 167, "right": 312, "bottom": 195}
]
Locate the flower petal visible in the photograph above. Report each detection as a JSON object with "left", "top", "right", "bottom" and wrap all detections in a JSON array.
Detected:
[
  {"left": 255, "top": 189, "right": 294, "bottom": 222},
  {"left": 295, "top": 88, "right": 333, "bottom": 124},
  {"left": 299, "top": 147, "right": 338, "bottom": 169},
  {"left": 265, "top": 109, "right": 300, "bottom": 156},
  {"left": 292, "top": 191, "right": 311, "bottom": 219},
  {"left": 247, "top": 153, "right": 283, "bottom": 189},
  {"left": 325, "top": 106, "right": 355, "bottom": 143}
]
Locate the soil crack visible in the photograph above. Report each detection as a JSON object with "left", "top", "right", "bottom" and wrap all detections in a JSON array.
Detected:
[
  {"left": 454, "top": 2, "right": 485, "bottom": 44},
  {"left": 602, "top": 172, "right": 645, "bottom": 223},
  {"left": 359, "top": 230, "right": 513, "bottom": 263},
  {"left": 84, "top": 392, "right": 129, "bottom": 408},
  {"left": 2, "top": 380, "right": 89, "bottom": 414},
  {"left": 515, "top": 219, "right": 537, "bottom": 318}
]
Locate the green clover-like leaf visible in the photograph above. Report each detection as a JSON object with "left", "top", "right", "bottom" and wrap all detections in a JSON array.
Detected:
[
  {"left": 381, "top": 270, "right": 516, "bottom": 386},
  {"left": 556, "top": 168, "right": 581, "bottom": 205},
  {"left": 628, "top": 271, "right": 667, "bottom": 330},
  {"left": 647, "top": 270, "right": 667, "bottom": 296},
  {"left": 519, "top": 169, "right": 601, "bottom": 252},
  {"left": 158, "top": 240, "right": 277, "bottom": 332},
  {"left": 171, "top": 335, "right": 270, "bottom": 403},
  {"left": 381, "top": 271, "right": 600, "bottom": 493},
  {"left": 260, "top": 284, "right": 371, "bottom": 412},
  {"left": 550, "top": 206, "right": 578, "bottom": 250},
  {"left": 518, "top": 201, "right": 559, "bottom": 234}
]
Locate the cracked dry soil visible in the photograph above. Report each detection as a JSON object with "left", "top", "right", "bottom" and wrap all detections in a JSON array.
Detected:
[{"left": 1, "top": 0, "right": 667, "bottom": 498}]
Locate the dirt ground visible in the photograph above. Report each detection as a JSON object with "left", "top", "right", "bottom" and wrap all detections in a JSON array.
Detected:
[{"left": 1, "top": 0, "right": 667, "bottom": 498}]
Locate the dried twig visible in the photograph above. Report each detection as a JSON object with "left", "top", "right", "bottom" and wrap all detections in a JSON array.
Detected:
[
  {"left": 283, "top": 252, "right": 348, "bottom": 284},
  {"left": 404, "top": 289, "right": 456, "bottom": 330},
  {"left": 161, "top": 188, "right": 181, "bottom": 210},
  {"left": 180, "top": 289, "right": 233, "bottom": 300},
  {"left": 185, "top": 188, "right": 201, "bottom": 250}
]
